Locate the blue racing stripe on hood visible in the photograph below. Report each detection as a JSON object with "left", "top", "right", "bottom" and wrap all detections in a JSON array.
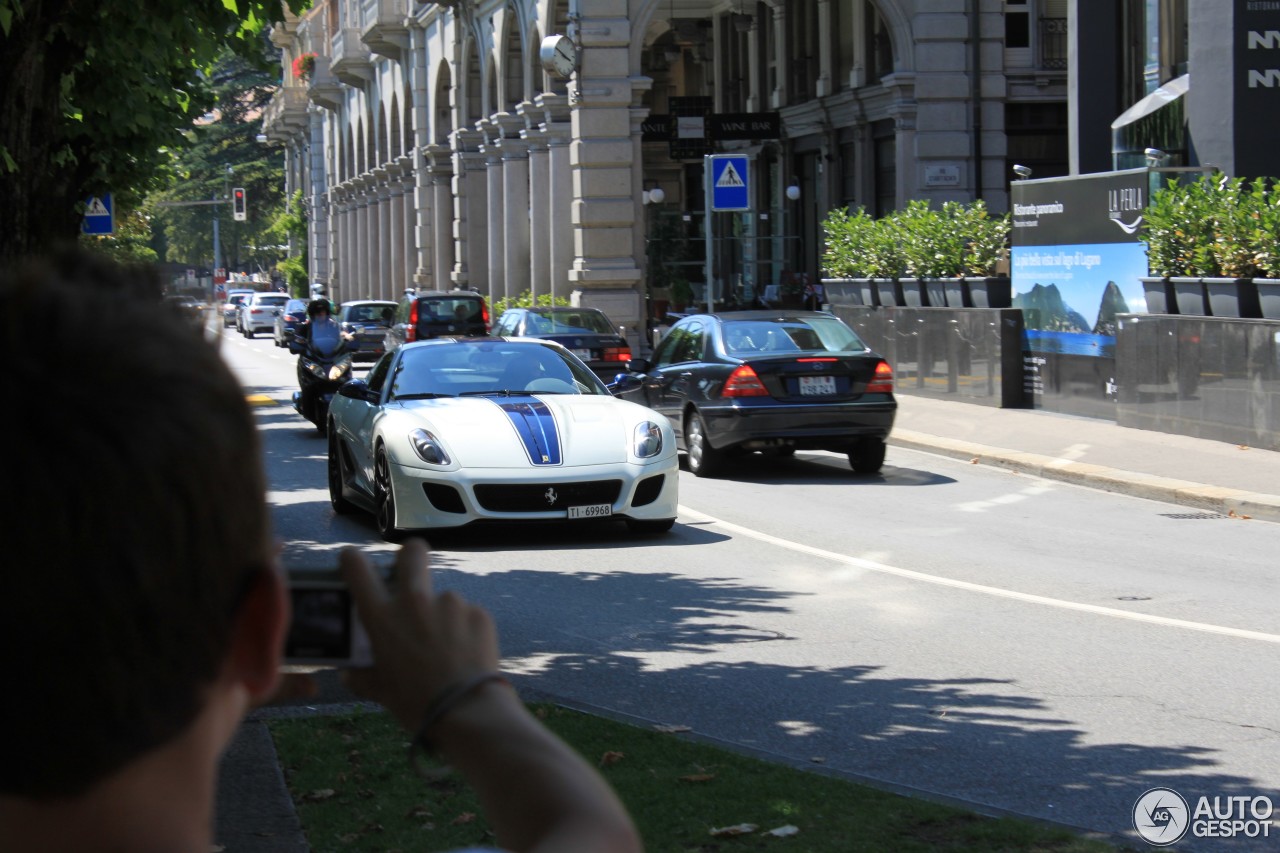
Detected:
[{"left": 490, "top": 396, "right": 562, "bottom": 465}]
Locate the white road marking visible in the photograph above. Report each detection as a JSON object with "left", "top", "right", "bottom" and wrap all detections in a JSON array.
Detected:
[{"left": 677, "top": 504, "right": 1280, "bottom": 645}]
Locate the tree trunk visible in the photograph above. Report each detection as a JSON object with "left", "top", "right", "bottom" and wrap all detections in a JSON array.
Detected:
[{"left": 0, "top": 2, "right": 96, "bottom": 264}]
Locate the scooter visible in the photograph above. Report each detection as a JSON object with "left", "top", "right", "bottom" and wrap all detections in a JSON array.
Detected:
[{"left": 291, "top": 337, "right": 353, "bottom": 435}]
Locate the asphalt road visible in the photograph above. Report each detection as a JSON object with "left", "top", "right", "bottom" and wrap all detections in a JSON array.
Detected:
[{"left": 217, "top": 323, "right": 1280, "bottom": 851}]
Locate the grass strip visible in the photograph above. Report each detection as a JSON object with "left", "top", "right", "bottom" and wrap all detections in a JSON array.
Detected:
[{"left": 269, "top": 704, "right": 1123, "bottom": 852}]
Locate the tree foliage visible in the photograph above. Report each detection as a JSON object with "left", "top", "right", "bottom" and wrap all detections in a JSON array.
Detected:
[
  {"left": 0, "top": 0, "right": 304, "bottom": 263},
  {"left": 151, "top": 40, "right": 287, "bottom": 274}
]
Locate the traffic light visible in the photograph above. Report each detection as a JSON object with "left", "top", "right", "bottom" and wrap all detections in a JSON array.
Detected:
[{"left": 232, "top": 187, "right": 247, "bottom": 221}]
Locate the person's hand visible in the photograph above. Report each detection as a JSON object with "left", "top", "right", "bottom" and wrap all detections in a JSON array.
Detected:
[
  {"left": 339, "top": 540, "right": 501, "bottom": 731},
  {"left": 341, "top": 331, "right": 355, "bottom": 340}
]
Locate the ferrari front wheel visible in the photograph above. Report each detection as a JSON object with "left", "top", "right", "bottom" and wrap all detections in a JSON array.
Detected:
[
  {"left": 328, "top": 430, "right": 355, "bottom": 515},
  {"left": 373, "top": 447, "right": 403, "bottom": 541}
]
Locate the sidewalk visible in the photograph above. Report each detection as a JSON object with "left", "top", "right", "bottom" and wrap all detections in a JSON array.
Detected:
[
  {"left": 215, "top": 395, "right": 1280, "bottom": 849},
  {"left": 891, "top": 395, "right": 1280, "bottom": 523}
]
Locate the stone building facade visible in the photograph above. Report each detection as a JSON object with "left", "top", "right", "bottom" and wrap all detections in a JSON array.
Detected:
[{"left": 262, "top": 0, "right": 1069, "bottom": 348}]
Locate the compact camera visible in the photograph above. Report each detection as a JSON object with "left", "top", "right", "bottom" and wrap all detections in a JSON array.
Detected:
[{"left": 284, "top": 568, "right": 372, "bottom": 666}]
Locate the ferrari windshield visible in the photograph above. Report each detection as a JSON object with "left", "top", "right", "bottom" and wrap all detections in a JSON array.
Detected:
[{"left": 389, "top": 341, "right": 610, "bottom": 400}]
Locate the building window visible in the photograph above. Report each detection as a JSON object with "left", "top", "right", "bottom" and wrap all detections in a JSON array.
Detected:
[
  {"left": 1005, "top": 0, "right": 1030, "bottom": 49},
  {"left": 872, "top": 119, "right": 895, "bottom": 216},
  {"left": 866, "top": 3, "right": 893, "bottom": 83}
]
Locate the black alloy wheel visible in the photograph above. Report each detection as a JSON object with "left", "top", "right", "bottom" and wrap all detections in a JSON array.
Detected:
[
  {"left": 684, "top": 411, "right": 724, "bottom": 477},
  {"left": 327, "top": 429, "right": 355, "bottom": 515},
  {"left": 848, "top": 437, "right": 887, "bottom": 474},
  {"left": 373, "top": 447, "right": 403, "bottom": 541}
]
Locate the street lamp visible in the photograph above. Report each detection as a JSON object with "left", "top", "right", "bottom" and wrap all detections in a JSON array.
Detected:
[
  {"left": 1012, "top": 164, "right": 1032, "bottom": 179},
  {"left": 785, "top": 184, "right": 800, "bottom": 201},
  {"left": 648, "top": 187, "right": 665, "bottom": 205}
]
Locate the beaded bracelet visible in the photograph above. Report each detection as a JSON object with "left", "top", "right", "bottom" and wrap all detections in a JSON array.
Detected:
[{"left": 408, "top": 671, "right": 511, "bottom": 777}]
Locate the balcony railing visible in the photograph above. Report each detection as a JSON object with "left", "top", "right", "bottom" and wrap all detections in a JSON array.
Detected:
[
  {"left": 361, "top": 0, "right": 409, "bottom": 59},
  {"left": 262, "top": 87, "right": 309, "bottom": 142},
  {"left": 330, "top": 27, "right": 373, "bottom": 86},
  {"left": 1040, "top": 17, "right": 1066, "bottom": 70}
]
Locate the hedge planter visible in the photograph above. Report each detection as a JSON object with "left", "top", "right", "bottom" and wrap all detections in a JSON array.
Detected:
[
  {"left": 1257, "top": 279, "right": 1280, "bottom": 320},
  {"left": 944, "top": 278, "right": 972, "bottom": 308},
  {"left": 875, "top": 279, "right": 905, "bottom": 307},
  {"left": 925, "top": 279, "right": 948, "bottom": 307},
  {"left": 965, "top": 276, "right": 1012, "bottom": 308},
  {"left": 858, "top": 279, "right": 880, "bottom": 307},
  {"left": 1204, "top": 277, "right": 1262, "bottom": 318},
  {"left": 1171, "top": 277, "right": 1209, "bottom": 315},
  {"left": 900, "top": 278, "right": 930, "bottom": 307},
  {"left": 1141, "top": 277, "right": 1177, "bottom": 314},
  {"left": 819, "top": 278, "right": 862, "bottom": 307}
]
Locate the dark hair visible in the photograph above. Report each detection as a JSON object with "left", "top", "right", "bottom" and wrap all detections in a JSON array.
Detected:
[
  {"left": 0, "top": 251, "right": 269, "bottom": 798},
  {"left": 307, "top": 298, "right": 331, "bottom": 318}
]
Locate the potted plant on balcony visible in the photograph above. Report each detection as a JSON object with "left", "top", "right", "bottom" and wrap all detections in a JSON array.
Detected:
[{"left": 292, "top": 52, "right": 318, "bottom": 84}]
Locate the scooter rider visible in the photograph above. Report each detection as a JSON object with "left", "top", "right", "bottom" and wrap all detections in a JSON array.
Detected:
[{"left": 293, "top": 298, "right": 353, "bottom": 421}]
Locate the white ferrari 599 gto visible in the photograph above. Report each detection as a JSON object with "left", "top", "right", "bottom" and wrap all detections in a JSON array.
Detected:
[{"left": 326, "top": 337, "right": 679, "bottom": 540}]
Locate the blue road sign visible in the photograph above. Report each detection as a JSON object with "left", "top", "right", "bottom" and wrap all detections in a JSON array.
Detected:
[
  {"left": 710, "top": 155, "right": 750, "bottom": 211},
  {"left": 81, "top": 194, "right": 114, "bottom": 236}
]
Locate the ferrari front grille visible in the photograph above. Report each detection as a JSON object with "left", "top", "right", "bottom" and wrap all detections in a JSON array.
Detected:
[{"left": 473, "top": 480, "right": 622, "bottom": 512}]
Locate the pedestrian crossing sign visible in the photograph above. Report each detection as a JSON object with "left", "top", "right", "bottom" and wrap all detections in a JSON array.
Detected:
[
  {"left": 709, "top": 154, "right": 750, "bottom": 211},
  {"left": 81, "top": 193, "right": 115, "bottom": 236}
]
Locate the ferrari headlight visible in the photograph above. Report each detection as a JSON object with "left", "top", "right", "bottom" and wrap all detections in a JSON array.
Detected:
[
  {"left": 633, "top": 421, "right": 663, "bottom": 459},
  {"left": 409, "top": 428, "right": 450, "bottom": 465}
]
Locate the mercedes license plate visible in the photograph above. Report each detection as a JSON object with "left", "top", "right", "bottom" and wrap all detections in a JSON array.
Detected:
[
  {"left": 799, "top": 375, "right": 836, "bottom": 395},
  {"left": 572, "top": 348, "right": 593, "bottom": 360},
  {"left": 567, "top": 503, "right": 611, "bottom": 519}
]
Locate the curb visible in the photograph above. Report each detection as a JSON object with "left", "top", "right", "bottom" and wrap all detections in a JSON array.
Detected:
[{"left": 889, "top": 429, "right": 1280, "bottom": 524}]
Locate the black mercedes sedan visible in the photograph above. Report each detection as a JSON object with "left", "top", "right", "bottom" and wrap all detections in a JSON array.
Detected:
[{"left": 612, "top": 311, "right": 896, "bottom": 477}]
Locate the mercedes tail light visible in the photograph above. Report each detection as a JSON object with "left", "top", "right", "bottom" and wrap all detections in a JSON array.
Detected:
[
  {"left": 481, "top": 301, "right": 491, "bottom": 332},
  {"left": 406, "top": 301, "right": 418, "bottom": 342},
  {"left": 866, "top": 360, "right": 894, "bottom": 394},
  {"left": 722, "top": 364, "right": 769, "bottom": 397},
  {"left": 603, "top": 346, "right": 631, "bottom": 362}
]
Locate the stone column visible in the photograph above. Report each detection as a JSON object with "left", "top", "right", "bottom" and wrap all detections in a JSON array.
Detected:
[
  {"left": 375, "top": 168, "right": 393, "bottom": 301},
  {"left": 356, "top": 178, "right": 372, "bottom": 301},
  {"left": 771, "top": 3, "right": 787, "bottom": 108},
  {"left": 545, "top": 121, "right": 570, "bottom": 300},
  {"left": 308, "top": 109, "right": 330, "bottom": 283},
  {"left": 451, "top": 130, "right": 486, "bottom": 291},
  {"left": 425, "top": 145, "right": 454, "bottom": 290},
  {"left": 482, "top": 122, "right": 506, "bottom": 303},
  {"left": 388, "top": 163, "right": 406, "bottom": 298},
  {"left": 569, "top": 4, "right": 643, "bottom": 350},
  {"left": 498, "top": 112, "right": 530, "bottom": 303},
  {"left": 401, "top": 158, "right": 416, "bottom": 291},
  {"left": 517, "top": 104, "right": 547, "bottom": 300}
]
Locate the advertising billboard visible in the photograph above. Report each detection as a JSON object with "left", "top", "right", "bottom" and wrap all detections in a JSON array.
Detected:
[{"left": 1011, "top": 168, "right": 1150, "bottom": 358}]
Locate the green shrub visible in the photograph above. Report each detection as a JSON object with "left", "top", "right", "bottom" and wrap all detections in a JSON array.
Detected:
[
  {"left": 822, "top": 200, "right": 1009, "bottom": 280},
  {"left": 1142, "top": 173, "right": 1280, "bottom": 279},
  {"left": 492, "top": 289, "right": 572, "bottom": 316}
]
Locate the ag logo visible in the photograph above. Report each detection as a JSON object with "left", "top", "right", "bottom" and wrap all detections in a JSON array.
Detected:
[{"left": 1133, "top": 787, "right": 1190, "bottom": 846}]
